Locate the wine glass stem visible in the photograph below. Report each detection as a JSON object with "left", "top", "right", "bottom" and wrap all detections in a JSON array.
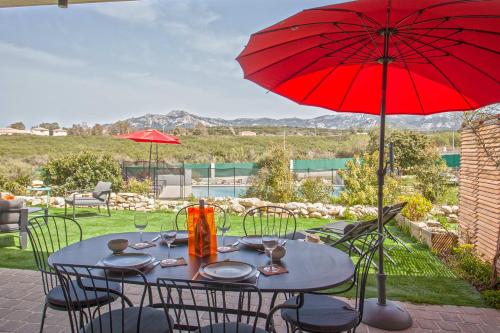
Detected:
[
  {"left": 270, "top": 250, "right": 273, "bottom": 269},
  {"left": 140, "top": 231, "right": 143, "bottom": 242},
  {"left": 222, "top": 233, "right": 225, "bottom": 247},
  {"left": 168, "top": 244, "right": 170, "bottom": 259}
]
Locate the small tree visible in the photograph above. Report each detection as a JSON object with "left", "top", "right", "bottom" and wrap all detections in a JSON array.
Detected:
[
  {"left": 338, "top": 151, "right": 402, "bottom": 206},
  {"left": 42, "top": 151, "right": 123, "bottom": 195},
  {"left": 9, "top": 122, "right": 25, "bottom": 130},
  {"left": 192, "top": 122, "right": 208, "bottom": 136},
  {"left": 298, "top": 177, "right": 332, "bottom": 203},
  {"left": 246, "top": 145, "right": 295, "bottom": 203}
]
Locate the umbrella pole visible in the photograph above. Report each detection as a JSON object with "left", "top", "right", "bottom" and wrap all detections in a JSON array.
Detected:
[
  {"left": 148, "top": 142, "right": 152, "bottom": 178},
  {"left": 362, "top": 22, "right": 412, "bottom": 331}
]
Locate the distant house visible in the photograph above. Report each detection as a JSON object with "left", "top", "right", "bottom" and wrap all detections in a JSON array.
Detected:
[
  {"left": 53, "top": 128, "right": 68, "bottom": 137},
  {"left": 239, "top": 131, "right": 257, "bottom": 136},
  {"left": 31, "top": 127, "right": 50, "bottom": 136},
  {"left": 0, "top": 128, "right": 29, "bottom": 135}
]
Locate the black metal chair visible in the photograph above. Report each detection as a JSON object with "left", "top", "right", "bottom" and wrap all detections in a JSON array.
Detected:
[
  {"left": 267, "top": 232, "right": 383, "bottom": 333},
  {"left": 156, "top": 278, "right": 268, "bottom": 333},
  {"left": 54, "top": 263, "right": 173, "bottom": 333},
  {"left": 175, "top": 202, "right": 227, "bottom": 230},
  {"left": 243, "top": 206, "right": 297, "bottom": 239},
  {"left": 27, "top": 215, "right": 121, "bottom": 333}
]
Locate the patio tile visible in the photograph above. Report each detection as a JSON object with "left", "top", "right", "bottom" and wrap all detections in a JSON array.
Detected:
[
  {"left": 478, "top": 324, "right": 500, "bottom": 333},
  {"left": 435, "top": 321, "right": 460, "bottom": 331},
  {"left": 439, "top": 312, "right": 462, "bottom": 322},
  {"left": 0, "top": 319, "right": 25, "bottom": 332},
  {"left": 416, "top": 319, "right": 440, "bottom": 330},
  {"left": 456, "top": 322, "right": 482, "bottom": 333},
  {"left": 460, "top": 314, "right": 483, "bottom": 324}
]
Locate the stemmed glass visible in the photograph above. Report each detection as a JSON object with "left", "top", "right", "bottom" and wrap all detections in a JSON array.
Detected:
[
  {"left": 262, "top": 227, "right": 279, "bottom": 273},
  {"left": 217, "top": 216, "right": 231, "bottom": 251},
  {"left": 160, "top": 220, "right": 178, "bottom": 265},
  {"left": 134, "top": 212, "right": 148, "bottom": 243}
]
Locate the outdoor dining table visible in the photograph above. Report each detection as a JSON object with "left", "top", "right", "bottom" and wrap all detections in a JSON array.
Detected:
[{"left": 48, "top": 232, "right": 355, "bottom": 293}]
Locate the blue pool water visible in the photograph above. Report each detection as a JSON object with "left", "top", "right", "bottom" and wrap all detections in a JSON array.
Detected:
[{"left": 192, "top": 186, "right": 343, "bottom": 198}]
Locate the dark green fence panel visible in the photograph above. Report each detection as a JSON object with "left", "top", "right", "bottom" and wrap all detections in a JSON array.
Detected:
[
  {"left": 293, "top": 158, "right": 352, "bottom": 171},
  {"left": 441, "top": 154, "right": 460, "bottom": 168}
]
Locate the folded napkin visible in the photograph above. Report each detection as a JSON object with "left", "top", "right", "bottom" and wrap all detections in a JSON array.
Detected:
[
  {"left": 160, "top": 257, "right": 187, "bottom": 268},
  {"left": 258, "top": 264, "right": 289, "bottom": 276},
  {"left": 129, "top": 242, "right": 156, "bottom": 250},
  {"left": 217, "top": 246, "right": 240, "bottom": 253}
]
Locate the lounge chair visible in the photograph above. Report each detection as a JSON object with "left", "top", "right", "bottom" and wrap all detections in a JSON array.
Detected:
[
  {"left": 64, "top": 181, "right": 112, "bottom": 219},
  {"left": 298, "top": 202, "right": 408, "bottom": 265}
]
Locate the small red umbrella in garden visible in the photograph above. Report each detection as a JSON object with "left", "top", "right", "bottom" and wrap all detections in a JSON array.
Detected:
[
  {"left": 237, "top": 0, "right": 500, "bottom": 330},
  {"left": 117, "top": 129, "right": 180, "bottom": 175}
]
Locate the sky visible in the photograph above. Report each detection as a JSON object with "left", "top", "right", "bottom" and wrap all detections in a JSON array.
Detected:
[{"left": 0, "top": 0, "right": 346, "bottom": 128}]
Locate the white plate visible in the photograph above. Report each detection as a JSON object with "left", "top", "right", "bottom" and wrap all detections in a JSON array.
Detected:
[
  {"left": 102, "top": 253, "right": 153, "bottom": 269},
  {"left": 201, "top": 261, "right": 254, "bottom": 280}
]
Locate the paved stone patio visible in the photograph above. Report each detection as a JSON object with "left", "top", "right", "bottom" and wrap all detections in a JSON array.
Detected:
[{"left": 0, "top": 268, "right": 499, "bottom": 333}]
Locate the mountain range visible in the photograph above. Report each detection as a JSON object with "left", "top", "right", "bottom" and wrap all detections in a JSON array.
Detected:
[{"left": 123, "top": 110, "right": 463, "bottom": 131}]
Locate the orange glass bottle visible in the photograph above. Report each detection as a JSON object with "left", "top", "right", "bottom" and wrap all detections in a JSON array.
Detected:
[{"left": 187, "top": 199, "right": 217, "bottom": 257}]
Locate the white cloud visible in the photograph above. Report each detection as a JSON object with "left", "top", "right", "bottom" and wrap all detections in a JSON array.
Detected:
[
  {"left": 90, "top": 0, "right": 159, "bottom": 23},
  {"left": 0, "top": 42, "right": 85, "bottom": 68}
]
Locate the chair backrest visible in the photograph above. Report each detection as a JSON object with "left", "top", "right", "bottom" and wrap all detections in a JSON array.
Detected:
[
  {"left": 157, "top": 278, "right": 265, "bottom": 332},
  {"left": 348, "top": 232, "right": 384, "bottom": 321},
  {"left": 366, "top": 201, "right": 407, "bottom": 233},
  {"left": 243, "top": 206, "right": 297, "bottom": 239},
  {"left": 27, "top": 215, "right": 82, "bottom": 295},
  {"left": 53, "top": 263, "right": 155, "bottom": 333},
  {"left": 175, "top": 203, "right": 227, "bottom": 230},
  {"left": 92, "top": 181, "right": 112, "bottom": 201}
]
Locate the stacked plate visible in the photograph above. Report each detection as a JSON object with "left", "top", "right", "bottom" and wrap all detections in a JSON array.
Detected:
[
  {"left": 239, "top": 236, "right": 286, "bottom": 250},
  {"left": 101, "top": 253, "right": 153, "bottom": 271},
  {"left": 199, "top": 261, "right": 257, "bottom": 282}
]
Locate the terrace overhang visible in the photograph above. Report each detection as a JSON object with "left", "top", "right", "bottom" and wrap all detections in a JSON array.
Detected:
[{"left": 0, "top": 0, "right": 135, "bottom": 9}]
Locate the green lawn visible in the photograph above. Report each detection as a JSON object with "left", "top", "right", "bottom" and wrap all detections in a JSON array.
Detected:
[{"left": 0, "top": 208, "right": 485, "bottom": 307}]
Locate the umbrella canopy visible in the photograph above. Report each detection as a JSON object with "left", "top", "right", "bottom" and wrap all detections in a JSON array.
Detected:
[
  {"left": 237, "top": 0, "right": 500, "bottom": 115},
  {"left": 237, "top": 0, "right": 500, "bottom": 330},
  {"left": 118, "top": 129, "right": 180, "bottom": 144}
]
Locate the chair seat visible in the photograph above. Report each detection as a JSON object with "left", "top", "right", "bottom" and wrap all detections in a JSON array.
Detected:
[
  {"left": 47, "top": 278, "right": 121, "bottom": 309},
  {"left": 82, "top": 307, "right": 172, "bottom": 333},
  {"left": 197, "top": 322, "right": 267, "bottom": 333},
  {"left": 66, "top": 197, "right": 105, "bottom": 206},
  {"left": 324, "top": 221, "right": 350, "bottom": 233},
  {"left": 281, "top": 294, "right": 360, "bottom": 333}
]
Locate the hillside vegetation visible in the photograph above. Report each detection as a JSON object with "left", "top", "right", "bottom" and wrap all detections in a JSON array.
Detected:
[{"left": 0, "top": 130, "right": 457, "bottom": 180}]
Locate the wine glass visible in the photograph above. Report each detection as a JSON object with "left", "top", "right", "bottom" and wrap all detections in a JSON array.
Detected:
[
  {"left": 160, "top": 220, "right": 178, "bottom": 265},
  {"left": 262, "top": 228, "right": 279, "bottom": 273},
  {"left": 217, "top": 216, "right": 231, "bottom": 251},
  {"left": 134, "top": 212, "right": 148, "bottom": 242}
]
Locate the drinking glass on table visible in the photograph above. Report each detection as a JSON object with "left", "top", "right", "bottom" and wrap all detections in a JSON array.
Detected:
[
  {"left": 217, "top": 216, "right": 232, "bottom": 251},
  {"left": 134, "top": 212, "right": 148, "bottom": 242},
  {"left": 160, "top": 220, "right": 178, "bottom": 265},
  {"left": 262, "top": 228, "right": 280, "bottom": 273}
]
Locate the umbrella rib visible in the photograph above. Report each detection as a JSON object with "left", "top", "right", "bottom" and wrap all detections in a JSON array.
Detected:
[
  {"left": 301, "top": 38, "right": 376, "bottom": 103},
  {"left": 244, "top": 34, "right": 370, "bottom": 79},
  {"left": 393, "top": 41, "right": 426, "bottom": 114},
  {"left": 267, "top": 37, "right": 372, "bottom": 92},
  {"left": 397, "top": 27, "right": 500, "bottom": 37},
  {"left": 394, "top": 29, "right": 463, "bottom": 58},
  {"left": 321, "top": 29, "right": 377, "bottom": 59},
  {"left": 394, "top": 34, "right": 475, "bottom": 110},
  {"left": 397, "top": 15, "right": 500, "bottom": 30},
  {"left": 337, "top": 63, "right": 366, "bottom": 111},
  {"left": 397, "top": 31, "right": 500, "bottom": 56},
  {"left": 396, "top": 33, "right": 500, "bottom": 85},
  {"left": 308, "top": 7, "right": 382, "bottom": 28},
  {"left": 252, "top": 20, "right": 377, "bottom": 37},
  {"left": 237, "top": 30, "right": 368, "bottom": 60}
]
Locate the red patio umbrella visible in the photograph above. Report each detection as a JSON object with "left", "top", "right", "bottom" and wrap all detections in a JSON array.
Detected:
[
  {"left": 117, "top": 129, "right": 180, "bottom": 175},
  {"left": 237, "top": 0, "right": 500, "bottom": 330}
]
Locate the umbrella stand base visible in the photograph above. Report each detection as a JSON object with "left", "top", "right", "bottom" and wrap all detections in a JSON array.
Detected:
[{"left": 362, "top": 298, "right": 413, "bottom": 331}]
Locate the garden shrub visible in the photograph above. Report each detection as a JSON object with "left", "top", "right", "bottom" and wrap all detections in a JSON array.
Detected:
[
  {"left": 482, "top": 290, "right": 500, "bottom": 309},
  {"left": 400, "top": 193, "right": 432, "bottom": 221},
  {"left": 246, "top": 146, "right": 296, "bottom": 203},
  {"left": 338, "top": 151, "right": 402, "bottom": 206},
  {"left": 124, "top": 178, "right": 151, "bottom": 195},
  {"left": 449, "top": 244, "right": 492, "bottom": 289},
  {"left": 414, "top": 158, "right": 449, "bottom": 202},
  {"left": 297, "top": 177, "right": 332, "bottom": 203},
  {"left": 42, "top": 151, "right": 123, "bottom": 195}
]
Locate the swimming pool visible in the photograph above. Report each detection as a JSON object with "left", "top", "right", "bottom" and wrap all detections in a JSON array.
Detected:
[{"left": 191, "top": 185, "right": 343, "bottom": 198}]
